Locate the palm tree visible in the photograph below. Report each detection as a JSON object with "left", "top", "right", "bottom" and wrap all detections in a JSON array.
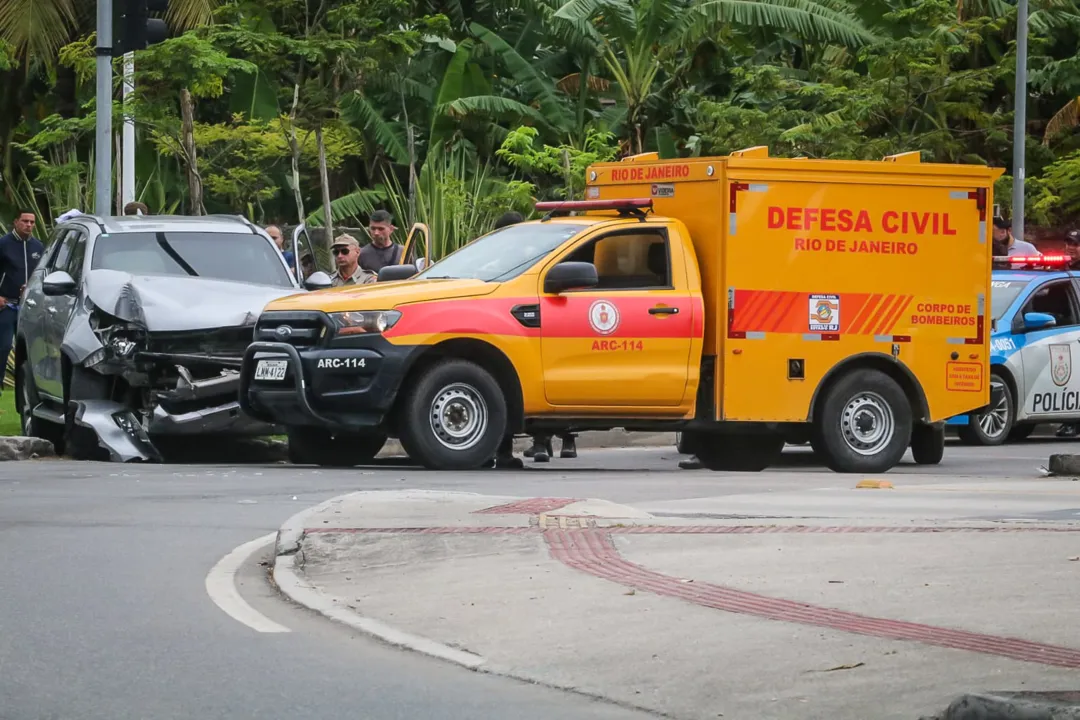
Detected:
[{"left": 552, "top": 0, "right": 878, "bottom": 153}]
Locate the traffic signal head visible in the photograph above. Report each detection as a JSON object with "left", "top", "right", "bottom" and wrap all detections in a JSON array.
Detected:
[{"left": 114, "top": 0, "right": 170, "bottom": 55}]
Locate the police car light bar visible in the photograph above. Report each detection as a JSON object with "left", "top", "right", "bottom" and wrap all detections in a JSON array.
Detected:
[
  {"left": 535, "top": 198, "right": 654, "bottom": 216},
  {"left": 994, "top": 254, "right": 1071, "bottom": 268}
]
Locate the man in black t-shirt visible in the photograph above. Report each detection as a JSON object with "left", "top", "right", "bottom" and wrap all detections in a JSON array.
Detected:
[{"left": 358, "top": 210, "right": 403, "bottom": 273}]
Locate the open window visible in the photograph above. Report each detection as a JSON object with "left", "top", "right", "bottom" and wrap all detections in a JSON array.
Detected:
[
  {"left": 1017, "top": 280, "right": 1080, "bottom": 331},
  {"left": 401, "top": 223, "right": 431, "bottom": 272},
  {"left": 290, "top": 224, "right": 322, "bottom": 279},
  {"left": 557, "top": 228, "right": 671, "bottom": 290}
]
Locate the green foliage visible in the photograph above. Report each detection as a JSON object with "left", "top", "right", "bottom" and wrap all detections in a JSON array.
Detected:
[
  {"left": 9, "top": 0, "right": 1080, "bottom": 233},
  {"left": 496, "top": 126, "right": 619, "bottom": 199},
  {"left": 312, "top": 147, "right": 535, "bottom": 258}
]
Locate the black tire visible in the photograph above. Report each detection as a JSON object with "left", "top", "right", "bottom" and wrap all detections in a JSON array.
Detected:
[
  {"left": 694, "top": 432, "right": 785, "bottom": 472},
  {"left": 957, "top": 372, "right": 1013, "bottom": 446},
  {"left": 1007, "top": 424, "right": 1035, "bottom": 442},
  {"left": 16, "top": 358, "right": 64, "bottom": 453},
  {"left": 64, "top": 366, "right": 109, "bottom": 461},
  {"left": 286, "top": 427, "right": 387, "bottom": 467},
  {"left": 397, "top": 359, "right": 507, "bottom": 470},
  {"left": 910, "top": 424, "right": 945, "bottom": 465},
  {"left": 676, "top": 431, "right": 698, "bottom": 455},
  {"left": 815, "top": 368, "right": 912, "bottom": 473}
]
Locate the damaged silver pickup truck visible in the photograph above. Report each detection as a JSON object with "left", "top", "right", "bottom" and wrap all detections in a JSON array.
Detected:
[{"left": 14, "top": 214, "right": 331, "bottom": 462}]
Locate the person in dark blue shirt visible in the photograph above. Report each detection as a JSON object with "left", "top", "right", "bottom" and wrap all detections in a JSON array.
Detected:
[{"left": 0, "top": 210, "right": 45, "bottom": 391}]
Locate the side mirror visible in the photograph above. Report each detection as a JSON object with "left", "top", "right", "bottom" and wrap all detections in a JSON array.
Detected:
[
  {"left": 544, "top": 262, "right": 598, "bottom": 294},
  {"left": 43, "top": 270, "right": 77, "bottom": 296},
  {"left": 1023, "top": 312, "right": 1057, "bottom": 331},
  {"left": 378, "top": 264, "right": 418, "bottom": 283},
  {"left": 303, "top": 271, "right": 332, "bottom": 291}
]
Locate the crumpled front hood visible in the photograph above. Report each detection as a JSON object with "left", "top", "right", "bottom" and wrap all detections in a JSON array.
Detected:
[
  {"left": 265, "top": 277, "right": 499, "bottom": 313},
  {"left": 84, "top": 269, "right": 302, "bottom": 332}
]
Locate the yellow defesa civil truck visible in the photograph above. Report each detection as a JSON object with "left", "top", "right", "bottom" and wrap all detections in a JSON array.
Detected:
[{"left": 239, "top": 146, "right": 1003, "bottom": 473}]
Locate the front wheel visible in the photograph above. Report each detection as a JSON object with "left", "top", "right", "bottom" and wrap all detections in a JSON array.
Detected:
[
  {"left": 287, "top": 427, "right": 387, "bottom": 467},
  {"left": 16, "top": 359, "right": 64, "bottom": 453},
  {"left": 398, "top": 360, "right": 507, "bottom": 470},
  {"left": 910, "top": 424, "right": 945, "bottom": 465},
  {"left": 814, "top": 369, "right": 912, "bottom": 474},
  {"left": 958, "top": 373, "right": 1013, "bottom": 446}
]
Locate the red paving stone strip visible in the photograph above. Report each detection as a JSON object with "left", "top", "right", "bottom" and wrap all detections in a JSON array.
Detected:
[
  {"left": 607, "top": 524, "right": 1080, "bottom": 534},
  {"left": 544, "top": 529, "right": 1080, "bottom": 669},
  {"left": 305, "top": 524, "right": 1080, "bottom": 536},
  {"left": 472, "top": 498, "right": 581, "bottom": 515},
  {"left": 304, "top": 526, "right": 536, "bottom": 535}
]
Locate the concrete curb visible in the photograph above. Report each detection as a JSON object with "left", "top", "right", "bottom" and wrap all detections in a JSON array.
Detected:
[
  {"left": 937, "top": 692, "right": 1080, "bottom": 719},
  {"left": 273, "top": 552, "right": 487, "bottom": 669},
  {"left": 272, "top": 491, "right": 489, "bottom": 669}
]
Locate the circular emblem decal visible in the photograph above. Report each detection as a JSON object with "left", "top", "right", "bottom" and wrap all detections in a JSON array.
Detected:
[
  {"left": 588, "top": 300, "right": 620, "bottom": 335},
  {"left": 275, "top": 325, "right": 293, "bottom": 339}
]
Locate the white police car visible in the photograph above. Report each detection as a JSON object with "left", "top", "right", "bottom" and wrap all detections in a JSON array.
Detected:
[{"left": 948, "top": 253, "right": 1080, "bottom": 444}]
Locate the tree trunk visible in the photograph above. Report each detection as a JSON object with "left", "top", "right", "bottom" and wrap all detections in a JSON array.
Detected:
[
  {"left": 287, "top": 81, "right": 305, "bottom": 225},
  {"left": 180, "top": 88, "right": 204, "bottom": 215},
  {"left": 316, "top": 124, "right": 333, "bottom": 243}
]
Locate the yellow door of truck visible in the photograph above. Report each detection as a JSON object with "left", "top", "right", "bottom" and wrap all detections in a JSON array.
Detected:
[{"left": 537, "top": 223, "right": 697, "bottom": 409}]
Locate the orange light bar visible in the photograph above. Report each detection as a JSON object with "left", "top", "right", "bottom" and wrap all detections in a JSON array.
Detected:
[{"left": 535, "top": 198, "right": 654, "bottom": 212}]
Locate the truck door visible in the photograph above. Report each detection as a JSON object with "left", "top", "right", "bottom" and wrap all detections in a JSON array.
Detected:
[
  {"left": 401, "top": 223, "right": 431, "bottom": 272},
  {"left": 537, "top": 225, "right": 696, "bottom": 408},
  {"left": 1013, "top": 278, "right": 1080, "bottom": 422}
]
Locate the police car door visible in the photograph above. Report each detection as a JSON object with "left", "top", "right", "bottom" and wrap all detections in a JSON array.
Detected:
[{"left": 1015, "top": 278, "right": 1080, "bottom": 423}]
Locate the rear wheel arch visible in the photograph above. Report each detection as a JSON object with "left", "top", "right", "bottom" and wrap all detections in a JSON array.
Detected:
[
  {"left": 808, "top": 353, "right": 928, "bottom": 424},
  {"left": 396, "top": 338, "right": 525, "bottom": 434}
]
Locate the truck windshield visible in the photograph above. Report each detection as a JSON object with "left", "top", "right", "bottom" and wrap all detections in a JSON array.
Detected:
[
  {"left": 91, "top": 232, "right": 294, "bottom": 288},
  {"left": 416, "top": 223, "right": 588, "bottom": 282},
  {"left": 991, "top": 280, "right": 1027, "bottom": 320}
]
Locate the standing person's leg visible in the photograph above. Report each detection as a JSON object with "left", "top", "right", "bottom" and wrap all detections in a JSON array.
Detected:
[
  {"left": 528, "top": 433, "right": 553, "bottom": 462},
  {"left": 493, "top": 435, "right": 523, "bottom": 469},
  {"left": 559, "top": 432, "right": 577, "bottom": 458},
  {"left": 0, "top": 307, "right": 17, "bottom": 392}
]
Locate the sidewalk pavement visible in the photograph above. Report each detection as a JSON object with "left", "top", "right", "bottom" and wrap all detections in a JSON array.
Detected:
[{"left": 273, "top": 479, "right": 1080, "bottom": 720}]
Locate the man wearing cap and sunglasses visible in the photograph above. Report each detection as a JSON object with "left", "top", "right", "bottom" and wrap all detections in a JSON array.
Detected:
[{"left": 330, "top": 234, "right": 377, "bottom": 287}]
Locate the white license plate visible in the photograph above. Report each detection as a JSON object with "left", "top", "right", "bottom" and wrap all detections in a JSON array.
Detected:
[{"left": 254, "top": 359, "right": 288, "bottom": 381}]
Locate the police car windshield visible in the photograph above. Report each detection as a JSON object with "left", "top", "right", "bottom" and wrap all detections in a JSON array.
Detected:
[
  {"left": 91, "top": 232, "right": 294, "bottom": 287},
  {"left": 416, "top": 223, "right": 588, "bottom": 282},
  {"left": 991, "top": 280, "right": 1027, "bottom": 320}
]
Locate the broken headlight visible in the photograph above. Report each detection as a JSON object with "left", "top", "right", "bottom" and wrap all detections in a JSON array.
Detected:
[
  {"left": 329, "top": 310, "right": 401, "bottom": 336},
  {"left": 88, "top": 309, "right": 143, "bottom": 366}
]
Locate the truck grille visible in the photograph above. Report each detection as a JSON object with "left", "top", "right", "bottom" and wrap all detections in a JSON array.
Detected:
[
  {"left": 255, "top": 311, "right": 330, "bottom": 348},
  {"left": 148, "top": 326, "right": 255, "bottom": 357}
]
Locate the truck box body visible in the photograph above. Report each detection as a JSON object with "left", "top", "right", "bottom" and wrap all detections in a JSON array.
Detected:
[{"left": 587, "top": 149, "right": 1003, "bottom": 425}]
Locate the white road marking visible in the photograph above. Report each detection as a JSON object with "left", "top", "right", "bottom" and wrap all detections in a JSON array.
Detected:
[{"left": 206, "top": 533, "right": 291, "bottom": 633}]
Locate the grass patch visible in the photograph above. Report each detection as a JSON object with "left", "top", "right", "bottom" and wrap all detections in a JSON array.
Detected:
[{"left": 0, "top": 388, "right": 18, "bottom": 436}]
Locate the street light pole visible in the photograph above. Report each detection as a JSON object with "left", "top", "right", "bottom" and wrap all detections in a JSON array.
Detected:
[
  {"left": 95, "top": 0, "right": 114, "bottom": 216},
  {"left": 1011, "top": 0, "right": 1029, "bottom": 240},
  {"left": 122, "top": 52, "right": 136, "bottom": 207}
]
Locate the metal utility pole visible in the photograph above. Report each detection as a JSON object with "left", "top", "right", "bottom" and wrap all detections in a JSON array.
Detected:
[
  {"left": 122, "top": 52, "right": 135, "bottom": 207},
  {"left": 95, "top": 0, "right": 114, "bottom": 215},
  {"left": 1011, "top": 0, "right": 1029, "bottom": 240}
]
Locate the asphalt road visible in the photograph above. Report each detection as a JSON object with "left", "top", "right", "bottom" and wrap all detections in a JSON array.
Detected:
[{"left": 0, "top": 437, "right": 1074, "bottom": 720}]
